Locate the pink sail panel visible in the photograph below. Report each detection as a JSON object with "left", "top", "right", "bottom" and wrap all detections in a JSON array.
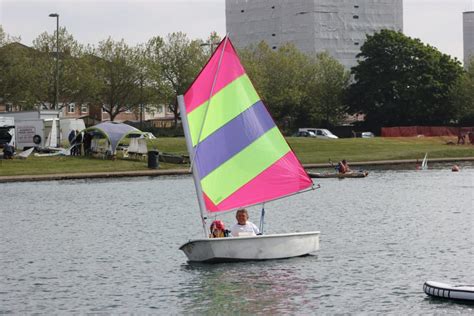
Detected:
[
  {"left": 183, "top": 39, "right": 245, "bottom": 115},
  {"left": 203, "top": 151, "right": 312, "bottom": 212}
]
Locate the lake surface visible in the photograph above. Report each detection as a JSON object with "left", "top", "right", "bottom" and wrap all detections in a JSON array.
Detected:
[{"left": 1, "top": 162, "right": 473, "bottom": 314}]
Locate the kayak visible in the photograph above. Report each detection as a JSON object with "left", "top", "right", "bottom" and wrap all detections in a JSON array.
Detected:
[
  {"left": 423, "top": 281, "right": 474, "bottom": 302},
  {"left": 308, "top": 171, "right": 368, "bottom": 178}
]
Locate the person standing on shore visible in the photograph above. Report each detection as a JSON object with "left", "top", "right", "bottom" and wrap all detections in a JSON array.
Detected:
[{"left": 68, "top": 129, "right": 76, "bottom": 145}]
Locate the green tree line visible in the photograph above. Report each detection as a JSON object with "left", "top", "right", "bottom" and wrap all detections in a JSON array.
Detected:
[{"left": 1, "top": 25, "right": 473, "bottom": 131}]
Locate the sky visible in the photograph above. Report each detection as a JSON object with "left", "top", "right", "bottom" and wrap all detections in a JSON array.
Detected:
[{"left": 1, "top": 0, "right": 473, "bottom": 63}]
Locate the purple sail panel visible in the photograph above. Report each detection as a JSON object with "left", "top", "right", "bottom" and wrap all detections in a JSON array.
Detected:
[{"left": 194, "top": 101, "right": 275, "bottom": 179}]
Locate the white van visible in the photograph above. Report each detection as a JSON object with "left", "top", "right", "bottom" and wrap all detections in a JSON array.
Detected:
[
  {"left": 15, "top": 119, "right": 45, "bottom": 149},
  {"left": 298, "top": 128, "right": 338, "bottom": 139},
  {"left": 0, "top": 117, "right": 16, "bottom": 148}
]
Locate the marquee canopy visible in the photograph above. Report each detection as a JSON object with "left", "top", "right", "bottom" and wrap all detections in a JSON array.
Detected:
[{"left": 84, "top": 121, "right": 141, "bottom": 154}]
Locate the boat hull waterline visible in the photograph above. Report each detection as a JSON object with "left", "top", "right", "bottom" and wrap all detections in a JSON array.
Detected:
[
  {"left": 423, "top": 281, "right": 474, "bottom": 302},
  {"left": 179, "top": 231, "right": 320, "bottom": 263}
]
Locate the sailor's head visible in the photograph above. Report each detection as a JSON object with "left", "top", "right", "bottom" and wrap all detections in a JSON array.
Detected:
[
  {"left": 210, "top": 220, "right": 225, "bottom": 232},
  {"left": 236, "top": 208, "right": 248, "bottom": 225}
]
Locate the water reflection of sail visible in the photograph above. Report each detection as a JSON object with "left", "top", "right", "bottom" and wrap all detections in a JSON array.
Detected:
[
  {"left": 177, "top": 36, "right": 320, "bottom": 262},
  {"left": 179, "top": 262, "right": 318, "bottom": 314}
]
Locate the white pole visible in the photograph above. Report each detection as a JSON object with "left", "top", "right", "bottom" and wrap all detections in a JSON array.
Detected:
[{"left": 177, "top": 95, "right": 208, "bottom": 237}]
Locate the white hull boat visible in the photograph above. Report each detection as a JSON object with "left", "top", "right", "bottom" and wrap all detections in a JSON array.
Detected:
[
  {"left": 424, "top": 281, "right": 474, "bottom": 302},
  {"left": 180, "top": 232, "right": 320, "bottom": 263}
]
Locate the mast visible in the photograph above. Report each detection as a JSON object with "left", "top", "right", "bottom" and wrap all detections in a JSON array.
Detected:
[
  {"left": 177, "top": 95, "right": 208, "bottom": 237},
  {"left": 177, "top": 37, "right": 229, "bottom": 237}
]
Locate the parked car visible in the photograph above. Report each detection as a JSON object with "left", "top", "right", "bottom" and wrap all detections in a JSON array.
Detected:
[
  {"left": 295, "top": 130, "right": 317, "bottom": 137},
  {"left": 361, "top": 132, "right": 375, "bottom": 138},
  {"left": 298, "top": 128, "right": 338, "bottom": 139}
]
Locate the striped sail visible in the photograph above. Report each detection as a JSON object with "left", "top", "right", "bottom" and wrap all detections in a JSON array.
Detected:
[{"left": 182, "top": 37, "right": 312, "bottom": 213}]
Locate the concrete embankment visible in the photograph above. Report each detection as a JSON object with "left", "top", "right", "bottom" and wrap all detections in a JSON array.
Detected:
[
  {"left": 303, "top": 157, "right": 474, "bottom": 168},
  {"left": 0, "top": 169, "right": 190, "bottom": 183},
  {"left": 1, "top": 157, "right": 473, "bottom": 183}
]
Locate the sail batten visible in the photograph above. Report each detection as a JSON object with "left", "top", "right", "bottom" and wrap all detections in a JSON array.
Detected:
[{"left": 181, "top": 37, "right": 312, "bottom": 214}]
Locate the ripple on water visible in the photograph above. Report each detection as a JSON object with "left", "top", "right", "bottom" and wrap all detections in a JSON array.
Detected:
[{"left": 1, "top": 165, "right": 474, "bottom": 313}]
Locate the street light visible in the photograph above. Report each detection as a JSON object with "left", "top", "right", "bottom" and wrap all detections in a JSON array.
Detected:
[{"left": 49, "top": 13, "right": 59, "bottom": 110}]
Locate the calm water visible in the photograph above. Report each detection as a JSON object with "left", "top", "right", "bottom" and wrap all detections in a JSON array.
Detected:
[{"left": 1, "top": 162, "right": 473, "bottom": 314}]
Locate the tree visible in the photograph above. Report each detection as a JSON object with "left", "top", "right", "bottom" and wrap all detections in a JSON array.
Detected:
[
  {"left": 200, "top": 31, "right": 222, "bottom": 57},
  {"left": 450, "top": 57, "right": 474, "bottom": 124},
  {"left": 0, "top": 42, "right": 37, "bottom": 110},
  {"left": 32, "top": 27, "right": 98, "bottom": 110},
  {"left": 93, "top": 38, "right": 143, "bottom": 121},
  {"left": 0, "top": 25, "right": 20, "bottom": 47},
  {"left": 146, "top": 32, "right": 207, "bottom": 127},
  {"left": 0, "top": 25, "right": 6, "bottom": 46},
  {"left": 304, "top": 52, "right": 350, "bottom": 127},
  {"left": 239, "top": 42, "right": 349, "bottom": 130},
  {"left": 0, "top": 26, "right": 33, "bottom": 110},
  {"left": 347, "top": 30, "right": 464, "bottom": 127},
  {"left": 134, "top": 43, "right": 156, "bottom": 129},
  {"left": 240, "top": 42, "right": 312, "bottom": 129},
  {"left": 144, "top": 35, "right": 166, "bottom": 111}
]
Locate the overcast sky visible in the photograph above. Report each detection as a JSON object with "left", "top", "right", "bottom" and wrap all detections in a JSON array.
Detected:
[{"left": 1, "top": 0, "right": 473, "bottom": 63}]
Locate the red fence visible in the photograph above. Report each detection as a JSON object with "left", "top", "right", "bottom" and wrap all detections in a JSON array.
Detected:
[{"left": 381, "top": 126, "right": 474, "bottom": 137}]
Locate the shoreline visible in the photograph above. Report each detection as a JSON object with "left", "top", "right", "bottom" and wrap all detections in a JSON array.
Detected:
[{"left": 1, "top": 157, "right": 473, "bottom": 183}]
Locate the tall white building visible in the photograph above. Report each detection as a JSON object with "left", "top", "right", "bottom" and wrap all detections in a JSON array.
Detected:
[
  {"left": 226, "top": 0, "right": 403, "bottom": 69},
  {"left": 464, "top": 11, "right": 474, "bottom": 68}
]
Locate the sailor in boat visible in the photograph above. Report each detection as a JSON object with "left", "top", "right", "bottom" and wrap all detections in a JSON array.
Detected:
[
  {"left": 230, "top": 209, "right": 260, "bottom": 237},
  {"left": 337, "top": 159, "right": 351, "bottom": 174},
  {"left": 209, "top": 220, "right": 229, "bottom": 238}
]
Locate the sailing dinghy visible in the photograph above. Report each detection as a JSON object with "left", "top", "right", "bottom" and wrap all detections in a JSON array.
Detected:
[
  {"left": 177, "top": 37, "right": 320, "bottom": 263},
  {"left": 421, "top": 153, "right": 428, "bottom": 170}
]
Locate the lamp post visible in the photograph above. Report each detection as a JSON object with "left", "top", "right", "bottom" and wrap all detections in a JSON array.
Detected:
[{"left": 49, "top": 13, "right": 59, "bottom": 111}]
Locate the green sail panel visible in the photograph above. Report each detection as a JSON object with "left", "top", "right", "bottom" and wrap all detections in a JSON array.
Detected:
[
  {"left": 187, "top": 74, "right": 260, "bottom": 147},
  {"left": 200, "top": 126, "right": 290, "bottom": 205}
]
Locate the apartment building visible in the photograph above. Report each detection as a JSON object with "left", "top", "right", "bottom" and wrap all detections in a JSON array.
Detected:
[{"left": 226, "top": 0, "right": 403, "bottom": 69}]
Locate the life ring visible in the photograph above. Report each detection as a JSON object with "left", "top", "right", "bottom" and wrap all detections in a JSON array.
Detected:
[
  {"left": 33, "top": 135, "right": 42, "bottom": 145},
  {"left": 424, "top": 281, "right": 474, "bottom": 301}
]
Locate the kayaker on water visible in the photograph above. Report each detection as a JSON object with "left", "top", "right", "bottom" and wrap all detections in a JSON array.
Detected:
[{"left": 337, "top": 159, "right": 351, "bottom": 174}]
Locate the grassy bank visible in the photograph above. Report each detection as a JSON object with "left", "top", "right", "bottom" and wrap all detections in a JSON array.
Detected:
[
  {"left": 287, "top": 136, "right": 474, "bottom": 164},
  {"left": 1, "top": 136, "right": 473, "bottom": 177}
]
